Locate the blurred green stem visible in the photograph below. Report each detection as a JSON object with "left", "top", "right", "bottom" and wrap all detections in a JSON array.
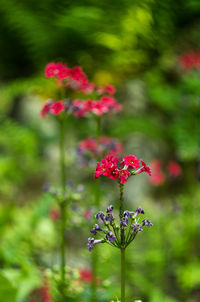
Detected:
[
  {"left": 121, "top": 247, "right": 126, "bottom": 302},
  {"left": 91, "top": 116, "right": 102, "bottom": 302},
  {"left": 119, "top": 183, "right": 125, "bottom": 245},
  {"left": 119, "top": 183, "right": 126, "bottom": 302},
  {"left": 59, "top": 118, "right": 67, "bottom": 300}
]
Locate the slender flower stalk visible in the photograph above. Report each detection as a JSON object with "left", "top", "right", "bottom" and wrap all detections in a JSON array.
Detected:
[
  {"left": 88, "top": 154, "right": 152, "bottom": 302},
  {"left": 119, "top": 183, "right": 125, "bottom": 302},
  {"left": 59, "top": 118, "right": 67, "bottom": 298},
  {"left": 121, "top": 247, "right": 125, "bottom": 302},
  {"left": 91, "top": 116, "right": 101, "bottom": 302}
]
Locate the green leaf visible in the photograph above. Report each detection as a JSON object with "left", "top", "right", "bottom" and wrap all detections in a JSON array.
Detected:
[{"left": 0, "top": 273, "right": 17, "bottom": 302}]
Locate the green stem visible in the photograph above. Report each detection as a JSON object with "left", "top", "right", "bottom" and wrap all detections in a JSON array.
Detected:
[
  {"left": 121, "top": 248, "right": 126, "bottom": 302},
  {"left": 119, "top": 183, "right": 126, "bottom": 301},
  {"left": 96, "top": 116, "right": 101, "bottom": 143},
  {"left": 119, "top": 183, "right": 125, "bottom": 246},
  {"left": 91, "top": 116, "right": 102, "bottom": 302},
  {"left": 91, "top": 248, "right": 98, "bottom": 302},
  {"left": 59, "top": 118, "right": 67, "bottom": 299}
]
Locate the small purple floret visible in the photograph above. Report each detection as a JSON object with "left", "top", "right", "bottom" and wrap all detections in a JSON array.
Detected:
[
  {"left": 96, "top": 211, "right": 105, "bottom": 222},
  {"left": 106, "top": 230, "right": 116, "bottom": 242},
  {"left": 87, "top": 237, "right": 95, "bottom": 251},
  {"left": 106, "top": 205, "right": 114, "bottom": 214},
  {"left": 105, "top": 213, "right": 113, "bottom": 223},
  {"left": 135, "top": 207, "right": 145, "bottom": 215},
  {"left": 90, "top": 224, "right": 103, "bottom": 235},
  {"left": 121, "top": 216, "right": 129, "bottom": 227},
  {"left": 142, "top": 218, "right": 153, "bottom": 227}
]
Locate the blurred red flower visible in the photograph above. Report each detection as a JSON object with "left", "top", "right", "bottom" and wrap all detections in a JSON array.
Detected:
[
  {"left": 150, "top": 160, "right": 165, "bottom": 186},
  {"left": 167, "top": 161, "right": 182, "bottom": 177}
]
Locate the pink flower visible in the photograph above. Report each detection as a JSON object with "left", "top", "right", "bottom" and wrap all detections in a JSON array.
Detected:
[
  {"left": 179, "top": 51, "right": 200, "bottom": 71},
  {"left": 94, "top": 162, "right": 108, "bottom": 179},
  {"left": 96, "top": 86, "right": 105, "bottom": 94},
  {"left": 105, "top": 84, "right": 115, "bottom": 95},
  {"left": 45, "top": 62, "right": 63, "bottom": 78},
  {"left": 79, "top": 268, "right": 93, "bottom": 283},
  {"left": 167, "top": 161, "right": 182, "bottom": 177},
  {"left": 81, "top": 82, "right": 95, "bottom": 94},
  {"left": 40, "top": 102, "right": 52, "bottom": 118},
  {"left": 78, "top": 136, "right": 123, "bottom": 160},
  {"left": 96, "top": 84, "right": 115, "bottom": 95},
  {"left": 28, "top": 279, "right": 52, "bottom": 302},
  {"left": 117, "top": 169, "right": 130, "bottom": 184},
  {"left": 91, "top": 100, "right": 108, "bottom": 115},
  {"left": 58, "top": 65, "right": 71, "bottom": 79},
  {"left": 94, "top": 156, "right": 118, "bottom": 180},
  {"left": 121, "top": 155, "right": 140, "bottom": 169},
  {"left": 79, "top": 138, "right": 96, "bottom": 153},
  {"left": 94, "top": 155, "right": 150, "bottom": 184},
  {"left": 50, "top": 101, "right": 64, "bottom": 115},
  {"left": 72, "top": 99, "right": 88, "bottom": 117},
  {"left": 149, "top": 160, "right": 165, "bottom": 186},
  {"left": 135, "top": 160, "right": 151, "bottom": 176}
]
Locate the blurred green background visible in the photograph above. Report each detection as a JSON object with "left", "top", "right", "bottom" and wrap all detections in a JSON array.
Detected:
[{"left": 0, "top": 0, "right": 200, "bottom": 301}]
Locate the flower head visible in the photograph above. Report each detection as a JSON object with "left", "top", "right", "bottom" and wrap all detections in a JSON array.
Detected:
[
  {"left": 50, "top": 101, "right": 65, "bottom": 115},
  {"left": 40, "top": 101, "right": 53, "bottom": 118},
  {"left": 79, "top": 268, "right": 93, "bottom": 283},
  {"left": 167, "top": 161, "right": 182, "bottom": 177},
  {"left": 135, "top": 160, "right": 151, "bottom": 176},
  {"left": 121, "top": 155, "right": 140, "bottom": 169},
  {"left": 94, "top": 155, "right": 151, "bottom": 184},
  {"left": 40, "top": 100, "right": 67, "bottom": 118},
  {"left": 94, "top": 156, "right": 118, "bottom": 180},
  {"left": 117, "top": 169, "right": 131, "bottom": 184},
  {"left": 78, "top": 136, "right": 123, "bottom": 161},
  {"left": 149, "top": 159, "right": 165, "bottom": 186},
  {"left": 88, "top": 205, "right": 152, "bottom": 251}
]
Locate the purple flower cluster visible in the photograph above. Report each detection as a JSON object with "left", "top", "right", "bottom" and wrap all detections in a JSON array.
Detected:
[{"left": 87, "top": 205, "right": 152, "bottom": 251}]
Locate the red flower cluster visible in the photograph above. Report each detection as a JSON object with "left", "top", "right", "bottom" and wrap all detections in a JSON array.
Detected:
[
  {"left": 96, "top": 84, "right": 115, "bottom": 95},
  {"left": 78, "top": 268, "right": 100, "bottom": 285},
  {"left": 45, "top": 62, "right": 116, "bottom": 96},
  {"left": 150, "top": 159, "right": 182, "bottom": 186},
  {"left": 78, "top": 136, "right": 123, "bottom": 159},
  {"left": 45, "top": 62, "right": 94, "bottom": 94},
  {"left": 72, "top": 96, "right": 122, "bottom": 117},
  {"left": 94, "top": 155, "right": 151, "bottom": 184},
  {"left": 149, "top": 160, "right": 165, "bottom": 186},
  {"left": 42, "top": 62, "right": 122, "bottom": 118},
  {"left": 168, "top": 161, "right": 182, "bottom": 177},
  {"left": 28, "top": 280, "right": 52, "bottom": 302},
  {"left": 179, "top": 51, "right": 200, "bottom": 71},
  {"left": 41, "top": 100, "right": 65, "bottom": 118},
  {"left": 79, "top": 268, "right": 93, "bottom": 283}
]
